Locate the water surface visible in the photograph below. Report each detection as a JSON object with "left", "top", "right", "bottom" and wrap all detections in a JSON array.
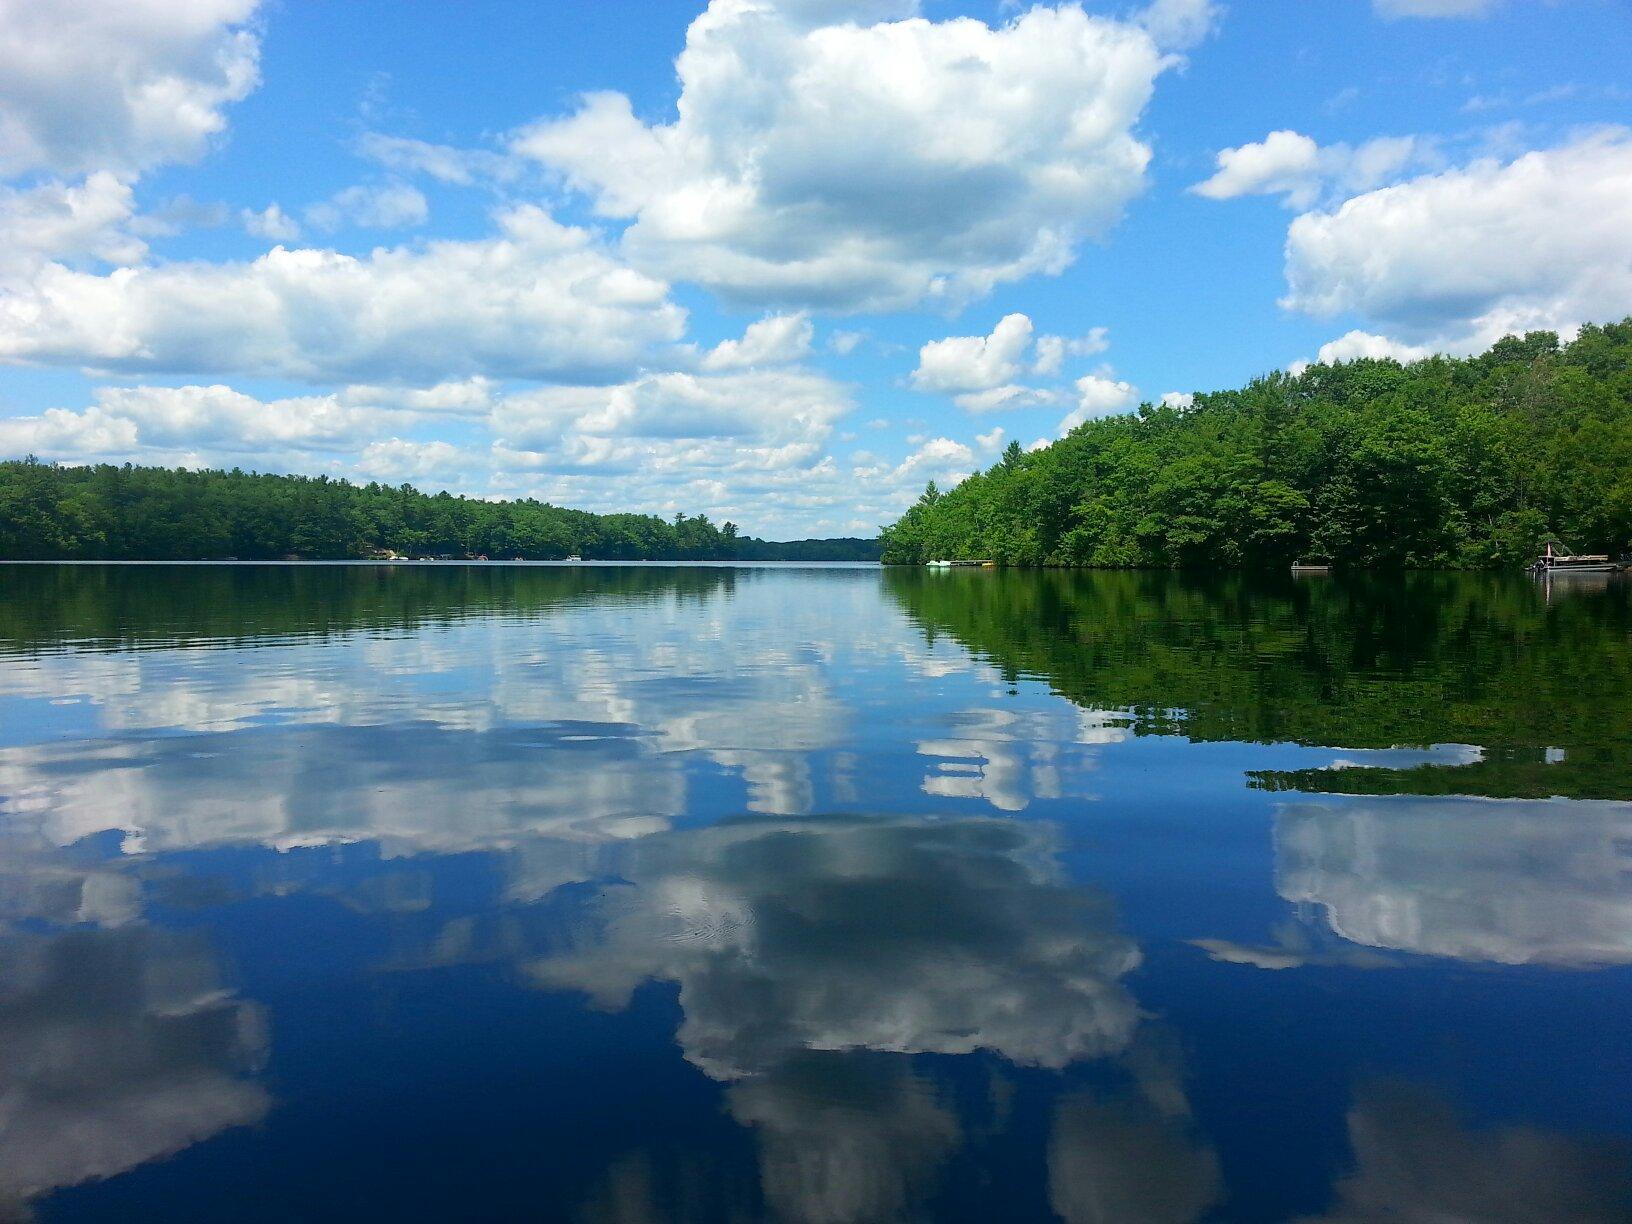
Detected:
[{"left": 1, "top": 563, "right": 1629, "bottom": 1221}]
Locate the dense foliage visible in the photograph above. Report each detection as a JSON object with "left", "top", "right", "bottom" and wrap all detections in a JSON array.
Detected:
[
  {"left": 881, "top": 321, "right": 1632, "bottom": 568},
  {"left": 0, "top": 461, "right": 875, "bottom": 561}
]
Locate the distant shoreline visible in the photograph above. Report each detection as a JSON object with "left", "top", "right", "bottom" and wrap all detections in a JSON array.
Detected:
[{"left": 0, "top": 557, "right": 883, "bottom": 567}]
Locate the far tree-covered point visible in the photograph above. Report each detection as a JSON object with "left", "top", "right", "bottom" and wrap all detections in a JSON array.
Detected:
[
  {"left": 0, "top": 461, "right": 880, "bottom": 562},
  {"left": 881, "top": 321, "right": 1632, "bottom": 569}
]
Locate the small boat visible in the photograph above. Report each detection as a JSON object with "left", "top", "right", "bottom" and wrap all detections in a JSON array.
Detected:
[
  {"left": 566, "top": 554, "right": 582, "bottom": 562},
  {"left": 1530, "top": 541, "right": 1621, "bottom": 575},
  {"left": 926, "top": 559, "right": 952, "bottom": 568}
]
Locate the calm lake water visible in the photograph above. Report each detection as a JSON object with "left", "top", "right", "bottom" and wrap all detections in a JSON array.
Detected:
[{"left": 1, "top": 562, "right": 1630, "bottom": 1222}]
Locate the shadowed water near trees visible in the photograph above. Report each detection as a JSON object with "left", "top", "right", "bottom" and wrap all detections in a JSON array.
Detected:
[
  {"left": 886, "top": 567, "right": 1632, "bottom": 800},
  {"left": 881, "top": 321, "right": 1632, "bottom": 569},
  {"left": 0, "top": 562, "right": 757, "bottom": 654}
]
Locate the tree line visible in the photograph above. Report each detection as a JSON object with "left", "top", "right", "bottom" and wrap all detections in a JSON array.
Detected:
[
  {"left": 0, "top": 460, "right": 878, "bottom": 561},
  {"left": 881, "top": 320, "right": 1632, "bottom": 569},
  {"left": 0, "top": 562, "right": 746, "bottom": 654}
]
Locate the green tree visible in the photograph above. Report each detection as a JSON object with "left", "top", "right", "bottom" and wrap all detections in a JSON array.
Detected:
[{"left": 880, "top": 320, "right": 1632, "bottom": 570}]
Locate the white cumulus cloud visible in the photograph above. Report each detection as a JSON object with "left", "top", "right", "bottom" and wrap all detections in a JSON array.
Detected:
[
  {"left": 0, "top": 205, "right": 688, "bottom": 383},
  {"left": 1032, "top": 327, "right": 1110, "bottom": 375},
  {"left": 0, "top": 172, "right": 146, "bottom": 270},
  {"left": 701, "top": 313, "right": 814, "bottom": 370},
  {"left": 1314, "top": 331, "right": 1435, "bottom": 365},
  {"left": 914, "top": 314, "right": 1109, "bottom": 411},
  {"left": 355, "top": 438, "right": 470, "bottom": 484},
  {"left": 1283, "top": 130, "right": 1632, "bottom": 353},
  {"left": 340, "top": 377, "right": 495, "bottom": 415},
  {"left": 240, "top": 203, "right": 299, "bottom": 242},
  {"left": 0, "top": 383, "right": 461, "bottom": 460},
  {"left": 912, "top": 314, "right": 1034, "bottom": 394},
  {"left": 0, "top": 406, "right": 139, "bottom": 456},
  {"left": 1057, "top": 374, "right": 1138, "bottom": 433},
  {"left": 887, "top": 437, "right": 976, "bottom": 486},
  {"left": 513, "top": 1, "right": 1168, "bottom": 310},
  {"left": 1193, "top": 129, "right": 1433, "bottom": 209},
  {"left": 0, "top": 0, "right": 262, "bottom": 179},
  {"left": 493, "top": 368, "right": 852, "bottom": 456}
]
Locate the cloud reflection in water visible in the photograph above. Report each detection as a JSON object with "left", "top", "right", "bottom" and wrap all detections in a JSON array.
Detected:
[{"left": 1275, "top": 798, "right": 1632, "bottom": 966}]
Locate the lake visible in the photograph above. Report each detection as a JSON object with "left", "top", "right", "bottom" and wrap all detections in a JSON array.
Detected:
[{"left": 1, "top": 562, "right": 1629, "bottom": 1222}]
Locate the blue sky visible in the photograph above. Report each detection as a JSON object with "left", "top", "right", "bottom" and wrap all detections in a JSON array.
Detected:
[{"left": 0, "top": 0, "right": 1628, "bottom": 537}]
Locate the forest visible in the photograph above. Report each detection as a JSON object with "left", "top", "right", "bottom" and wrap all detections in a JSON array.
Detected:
[
  {"left": 881, "top": 320, "right": 1632, "bottom": 569},
  {"left": 0, "top": 460, "right": 878, "bottom": 561}
]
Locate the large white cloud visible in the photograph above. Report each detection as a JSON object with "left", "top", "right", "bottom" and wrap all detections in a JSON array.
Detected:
[
  {"left": 0, "top": 205, "right": 688, "bottom": 382},
  {"left": 0, "top": 172, "right": 146, "bottom": 270},
  {"left": 0, "top": 404, "right": 140, "bottom": 457},
  {"left": 0, "top": 384, "right": 431, "bottom": 459},
  {"left": 0, "top": 0, "right": 262, "bottom": 179},
  {"left": 0, "top": 378, "right": 502, "bottom": 479},
  {"left": 514, "top": 1, "right": 1167, "bottom": 310},
  {"left": 487, "top": 366, "right": 874, "bottom": 531},
  {"left": 355, "top": 438, "right": 470, "bottom": 484},
  {"left": 1282, "top": 131, "right": 1632, "bottom": 353},
  {"left": 493, "top": 367, "right": 851, "bottom": 453}
]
